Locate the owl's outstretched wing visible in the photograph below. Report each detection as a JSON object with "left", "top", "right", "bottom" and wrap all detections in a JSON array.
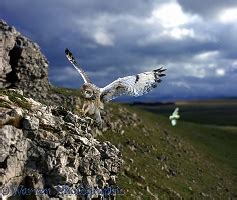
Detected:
[
  {"left": 65, "top": 48, "right": 90, "bottom": 83},
  {"left": 100, "top": 67, "right": 166, "bottom": 102}
]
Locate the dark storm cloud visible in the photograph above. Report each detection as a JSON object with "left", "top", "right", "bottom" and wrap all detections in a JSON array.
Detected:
[
  {"left": 0, "top": 0, "right": 161, "bottom": 61},
  {"left": 178, "top": 0, "right": 237, "bottom": 17},
  {"left": 0, "top": 0, "right": 236, "bottom": 100}
]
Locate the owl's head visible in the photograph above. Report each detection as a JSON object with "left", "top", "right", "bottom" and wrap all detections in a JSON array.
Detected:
[{"left": 80, "top": 83, "right": 98, "bottom": 99}]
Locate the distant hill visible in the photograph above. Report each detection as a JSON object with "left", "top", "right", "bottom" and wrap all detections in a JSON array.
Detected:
[
  {"left": 131, "top": 102, "right": 175, "bottom": 106},
  {"left": 176, "top": 98, "right": 237, "bottom": 105}
]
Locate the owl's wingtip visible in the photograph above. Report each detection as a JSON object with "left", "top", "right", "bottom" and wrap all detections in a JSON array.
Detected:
[
  {"left": 154, "top": 66, "right": 167, "bottom": 72},
  {"left": 65, "top": 48, "right": 70, "bottom": 54}
]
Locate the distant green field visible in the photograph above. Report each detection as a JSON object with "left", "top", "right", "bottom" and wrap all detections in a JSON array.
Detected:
[{"left": 132, "top": 99, "right": 237, "bottom": 126}]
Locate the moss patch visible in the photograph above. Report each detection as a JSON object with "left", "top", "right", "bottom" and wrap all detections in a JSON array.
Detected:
[
  {"left": 0, "top": 100, "right": 12, "bottom": 109},
  {"left": 0, "top": 89, "right": 31, "bottom": 110}
]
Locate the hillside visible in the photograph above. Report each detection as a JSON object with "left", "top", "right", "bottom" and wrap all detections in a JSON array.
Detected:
[
  {"left": 97, "top": 104, "right": 237, "bottom": 199},
  {"left": 2, "top": 89, "right": 236, "bottom": 199}
]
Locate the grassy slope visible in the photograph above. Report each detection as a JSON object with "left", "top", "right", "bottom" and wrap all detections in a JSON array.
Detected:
[
  {"left": 97, "top": 104, "right": 237, "bottom": 199},
  {"left": 50, "top": 86, "right": 82, "bottom": 97},
  {"left": 3, "top": 88, "right": 236, "bottom": 198}
]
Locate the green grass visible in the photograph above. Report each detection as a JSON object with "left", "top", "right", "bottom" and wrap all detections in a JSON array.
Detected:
[
  {"left": 0, "top": 89, "right": 31, "bottom": 110},
  {"left": 98, "top": 104, "right": 237, "bottom": 199},
  {"left": 50, "top": 86, "right": 82, "bottom": 97},
  {"left": 0, "top": 100, "right": 12, "bottom": 109}
]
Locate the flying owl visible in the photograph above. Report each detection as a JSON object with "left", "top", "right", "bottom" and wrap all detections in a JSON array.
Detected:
[
  {"left": 65, "top": 48, "right": 166, "bottom": 125},
  {"left": 169, "top": 108, "right": 180, "bottom": 126}
]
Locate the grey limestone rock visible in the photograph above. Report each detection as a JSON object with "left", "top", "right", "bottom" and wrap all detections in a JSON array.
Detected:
[
  {"left": 0, "top": 20, "right": 50, "bottom": 99},
  {"left": 0, "top": 90, "right": 122, "bottom": 199}
]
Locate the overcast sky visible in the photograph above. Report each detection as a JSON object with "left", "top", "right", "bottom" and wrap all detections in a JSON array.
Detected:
[{"left": 1, "top": 0, "right": 237, "bottom": 101}]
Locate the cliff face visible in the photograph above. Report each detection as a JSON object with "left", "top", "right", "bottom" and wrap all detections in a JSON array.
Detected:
[
  {"left": 0, "top": 20, "right": 141, "bottom": 199},
  {"left": 0, "top": 89, "right": 122, "bottom": 199},
  {"left": 0, "top": 20, "right": 82, "bottom": 110},
  {"left": 0, "top": 20, "right": 50, "bottom": 100}
]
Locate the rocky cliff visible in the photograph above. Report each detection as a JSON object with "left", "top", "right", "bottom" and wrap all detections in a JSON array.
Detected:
[
  {"left": 0, "top": 20, "right": 49, "bottom": 100},
  {"left": 0, "top": 20, "right": 80, "bottom": 110},
  {"left": 0, "top": 89, "right": 123, "bottom": 199},
  {"left": 0, "top": 20, "right": 139, "bottom": 198}
]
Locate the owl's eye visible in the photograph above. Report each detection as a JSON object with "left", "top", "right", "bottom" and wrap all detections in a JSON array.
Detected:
[{"left": 85, "top": 90, "right": 92, "bottom": 95}]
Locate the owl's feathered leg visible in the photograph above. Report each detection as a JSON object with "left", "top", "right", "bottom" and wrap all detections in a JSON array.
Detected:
[
  {"left": 94, "top": 108, "right": 103, "bottom": 128},
  {"left": 82, "top": 102, "right": 90, "bottom": 116},
  {"left": 82, "top": 99, "right": 103, "bottom": 127}
]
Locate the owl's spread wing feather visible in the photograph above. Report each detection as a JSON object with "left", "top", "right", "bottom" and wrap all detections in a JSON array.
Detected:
[
  {"left": 100, "top": 67, "right": 166, "bottom": 102},
  {"left": 65, "top": 48, "right": 90, "bottom": 83}
]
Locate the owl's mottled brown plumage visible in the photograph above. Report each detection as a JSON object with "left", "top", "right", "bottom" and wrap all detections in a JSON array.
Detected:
[{"left": 65, "top": 48, "right": 166, "bottom": 125}]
